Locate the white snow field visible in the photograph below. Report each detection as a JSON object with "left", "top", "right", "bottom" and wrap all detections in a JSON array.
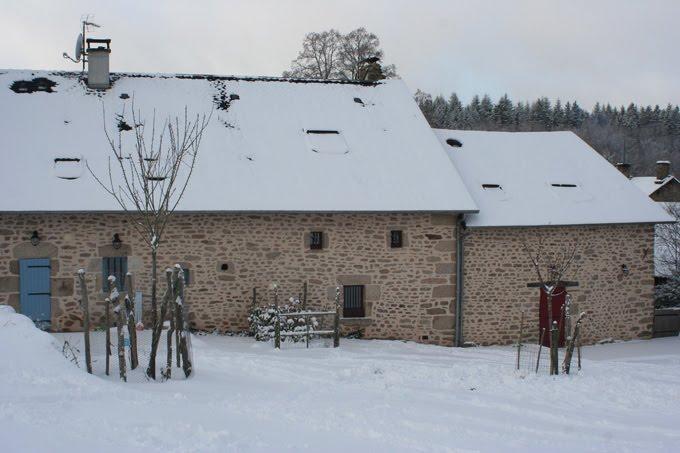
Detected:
[{"left": 1, "top": 308, "right": 679, "bottom": 453}]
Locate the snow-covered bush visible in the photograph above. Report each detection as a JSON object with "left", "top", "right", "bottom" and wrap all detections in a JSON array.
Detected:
[{"left": 248, "top": 296, "right": 319, "bottom": 343}]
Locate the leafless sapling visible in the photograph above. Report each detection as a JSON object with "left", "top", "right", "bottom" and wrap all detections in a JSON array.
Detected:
[{"left": 89, "top": 102, "right": 210, "bottom": 379}]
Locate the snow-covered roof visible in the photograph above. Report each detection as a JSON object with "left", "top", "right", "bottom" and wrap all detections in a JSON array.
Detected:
[
  {"left": 631, "top": 175, "right": 679, "bottom": 196},
  {"left": 434, "top": 129, "right": 673, "bottom": 227},
  {"left": 0, "top": 70, "right": 477, "bottom": 213}
]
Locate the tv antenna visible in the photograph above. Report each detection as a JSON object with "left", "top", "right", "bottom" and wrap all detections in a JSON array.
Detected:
[{"left": 62, "top": 15, "right": 101, "bottom": 72}]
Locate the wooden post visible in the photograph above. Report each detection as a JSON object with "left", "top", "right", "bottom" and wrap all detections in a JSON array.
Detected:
[
  {"left": 550, "top": 321, "right": 559, "bottom": 375},
  {"left": 115, "top": 301, "right": 127, "bottom": 382},
  {"left": 175, "top": 266, "right": 192, "bottom": 378},
  {"left": 535, "top": 328, "right": 545, "bottom": 374},
  {"left": 125, "top": 273, "right": 138, "bottom": 370},
  {"left": 77, "top": 270, "right": 92, "bottom": 374},
  {"left": 105, "top": 296, "right": 111, "bottom": 376},
  {"left": 303, "top": 282, "right": 308, "bottom": 310},
  {"left": 577, "top": 340, "right": 582, "bottom": 371},
  {"left": 562, "top": 312, "right": 586, "bottom": 374},
  {"left": 333, "top": 286, "right": 341, "bottom": 348},
  {"left": 164, "top": 271, "right": 176, "bottom": 380},
  {"left": 273, "top": 284, "right": 281, "bottom": 349},
  {"left": 516, "top": 311, "right": 525, "bottom": 371}
]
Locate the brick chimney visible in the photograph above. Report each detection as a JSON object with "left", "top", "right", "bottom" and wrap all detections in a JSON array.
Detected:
[
  {"left": 656, "top": 161, "right": 671, "bottom": 181},
  {"left": 615, "top": 162, "right": 631, "bottom": 178},
  {"left": 86, "top": 38, "right": 111, "bottom": 89}
]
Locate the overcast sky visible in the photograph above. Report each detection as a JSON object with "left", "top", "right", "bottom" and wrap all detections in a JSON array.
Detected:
[{"left": 1, "top": 0, "right": 678, "bottom": 108}]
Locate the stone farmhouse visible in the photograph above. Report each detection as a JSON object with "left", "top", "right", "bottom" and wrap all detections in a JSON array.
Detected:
[{"left": 0, "top": 44, "right": 671, "bottom": 346}]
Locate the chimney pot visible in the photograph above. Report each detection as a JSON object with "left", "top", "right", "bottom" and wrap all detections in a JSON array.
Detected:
[
  {"left": 615, "top": 162, "right": 631, "bottom": 178},
  {"left": 656, "top": 161, "right": 671, "bottom": 181},
  {"left": 86, "top": 38, "right": 111, "bottom": 89}
]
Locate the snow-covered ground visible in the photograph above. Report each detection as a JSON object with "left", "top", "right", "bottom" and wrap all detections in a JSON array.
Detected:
[{"left": 1, "top": 308, "right": 679, "bottom": 452}]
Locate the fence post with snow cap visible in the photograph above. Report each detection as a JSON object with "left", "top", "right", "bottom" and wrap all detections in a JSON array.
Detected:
[
  {"left": 77, "top": 269, "right": 92, "bottom": 374},
  {"left": 334, "top": 286, "right": 341, "bottom": 348}
]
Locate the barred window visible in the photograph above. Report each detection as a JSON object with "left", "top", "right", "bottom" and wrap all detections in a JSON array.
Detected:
[
  {"left": 343, "top": 285, "right": 365, "bottom": 318},
  {"left": 310, "top": 231, "right": 323, "bottom": 250},
  {"left": 102, "top": 256, "right": 127, "bottom": 292},
  {"left": 390, "top": 230, "right": 403, "bottom": 248}
]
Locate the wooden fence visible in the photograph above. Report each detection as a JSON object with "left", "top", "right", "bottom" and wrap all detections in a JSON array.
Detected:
[{"left": 653, "top": 308, "right": 680, "bottom": 338}]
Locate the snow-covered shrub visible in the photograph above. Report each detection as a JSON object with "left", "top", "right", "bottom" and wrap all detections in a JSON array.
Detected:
[{"left": 248, "top": 296, "right": 319, "bottom": 343}]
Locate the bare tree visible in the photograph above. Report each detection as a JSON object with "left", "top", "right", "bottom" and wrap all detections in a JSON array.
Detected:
[
  {"left": 523, "top": 236, "right": 579, "bottom": 374},
  {"left": 283, "top": 29, "right": 343, "bottom": 79},
  {"left": 283, "top": 27, "right": 396, "bottom": 80},
  {"left": 89, "top": 102, "right": 210, "bottom": 379},
  {"left": 655, "top": 203, "right": 680, "bottom": 276}
]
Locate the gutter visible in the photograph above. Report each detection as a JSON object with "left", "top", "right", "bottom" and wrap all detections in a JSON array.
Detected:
[{"left": 454, "top": 213, "right": 465, "bottom": 347}]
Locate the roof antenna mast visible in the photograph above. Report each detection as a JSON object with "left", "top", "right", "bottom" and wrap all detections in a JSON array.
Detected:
[{"left": 62, "top": 15, "right": 101, "bottom": 72}]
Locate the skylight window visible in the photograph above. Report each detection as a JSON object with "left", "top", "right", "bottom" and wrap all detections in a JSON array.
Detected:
[
  {"left": 54, "top": 157, "right": 84, "bottom": 180},
  {"left": 481, "top": 183, "right": 509, "bottom": 201},
  {"left": 446, "top": 138, "right": 463, "bottom": 148},
  {"left": 549, "top": 182, "right": 592, "bottom": 202},
  {"left": 305, "top": 129, "right": 349, "bottom": 155}
]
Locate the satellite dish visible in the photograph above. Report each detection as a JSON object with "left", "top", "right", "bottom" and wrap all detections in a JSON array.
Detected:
[{"left": 74, "top": 33, "right": 83, "bottom": 62}]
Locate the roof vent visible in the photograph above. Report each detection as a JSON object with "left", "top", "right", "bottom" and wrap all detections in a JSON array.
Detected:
[
  {"left": 86, "top": 38, "right": 111, "bottom": 89},
  {"left": 305, "top": 130, "right": 349, "bottom": 155},
  {"left": 550, "top": 183, "right": 577, "bottom": 188},
  {"left": 54, "top": 157, "right": 84, "bottom": 180},
  {"left": 482, "top": 184, "right": 502, "bottom": 190},
  {"left": 446, "top": 138, "right": 463, "bottom": 148}
]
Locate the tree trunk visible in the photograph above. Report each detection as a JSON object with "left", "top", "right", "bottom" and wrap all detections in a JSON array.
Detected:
[
  {"left": 535, "top": 327, "right": 545, "bottom": 374},
  {"left": 125, "top": 273, "right": 138, "bottom": 370},
  {"left": 151, "top": 249, "right": 158, "bottom": 327},
  {"left": 116, "top": 302, "right": 127, "bottom": 382},
  {"left": 77, "top": 272, "right": 92, "bottom": 374},
  {"left": 550, "top": 321, "right": 559, "bottom": 375},
  {"left": 147, "top": 269, "right": 171, "bottom": 380}
]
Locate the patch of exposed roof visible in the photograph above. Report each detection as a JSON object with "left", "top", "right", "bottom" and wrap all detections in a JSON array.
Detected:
[
  {"left": 631, "top": 175, "right": 679, "bottom": 196},
  {"left": 434, "top": 129, "right": 672, "bottom": 227},
  {"left": 0, "top": 69, "right": 476, "bottom": 213}
]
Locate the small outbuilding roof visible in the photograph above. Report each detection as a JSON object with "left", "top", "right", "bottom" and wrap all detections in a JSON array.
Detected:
[
  {"left": 631, "top": 175, "right": 679, "bottom": 196},
  {"left": 434, "top": 129, "right": 673, "bottom": 227},
  {"left": 0, "top": 70, "right": 477, "bottom": 213}
]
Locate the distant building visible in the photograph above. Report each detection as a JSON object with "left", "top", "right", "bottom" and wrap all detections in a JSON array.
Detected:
[{"left": 631, "top": 161, "right": 680, "bottom": 203}]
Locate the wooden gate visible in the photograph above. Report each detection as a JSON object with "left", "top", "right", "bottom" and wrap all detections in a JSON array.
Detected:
[
  {"left": 539, "top": 286, "right": 566, "bottom": 347},
  {"left": 19, "top": 258, "right": 51, "bottom": 327}
]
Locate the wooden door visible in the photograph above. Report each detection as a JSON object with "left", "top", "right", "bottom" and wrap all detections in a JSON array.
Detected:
[
  {"left": 539, "top": 286, "right": 566, "bottom": 347},
  {"left": 19, "top": 258, "right": 51, "bottom": 328}
]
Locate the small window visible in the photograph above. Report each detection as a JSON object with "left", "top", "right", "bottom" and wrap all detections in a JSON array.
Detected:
[
  {"left": 343, "top": 285, "right": 365, "bottom": 318},
  {"left": 310, "top": 231, "right": 323, "bottom": 250},
  {"left": 446, "top": 138, "right": 463, "bottom": 148},
  {"left": 103, "top": 256, "right": 127, "bottom": 292},
  {"left": 390, "top": 230, "right": 403, "bottom": 248},
  {"left": 305, "top": 130, "right": 349, "bottom": 155},
  {"left": 54, "top": 157, "right": 84, "bottom": 180},
  {"left": 183, "top": 268, "right": 190, "bottom": 285}
]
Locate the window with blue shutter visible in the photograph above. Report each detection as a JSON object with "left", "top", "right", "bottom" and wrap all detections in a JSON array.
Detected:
[{"left": 102, "top": 256, "right": 127, "bottom": 292}]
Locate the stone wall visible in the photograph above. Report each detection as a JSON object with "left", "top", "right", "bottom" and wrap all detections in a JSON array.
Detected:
[
  {"left": 461, "top": 224, "right": 656, "bottom": 345},
  {"left": 0, "top": 213, "right": 458, "bottom": 345}
]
